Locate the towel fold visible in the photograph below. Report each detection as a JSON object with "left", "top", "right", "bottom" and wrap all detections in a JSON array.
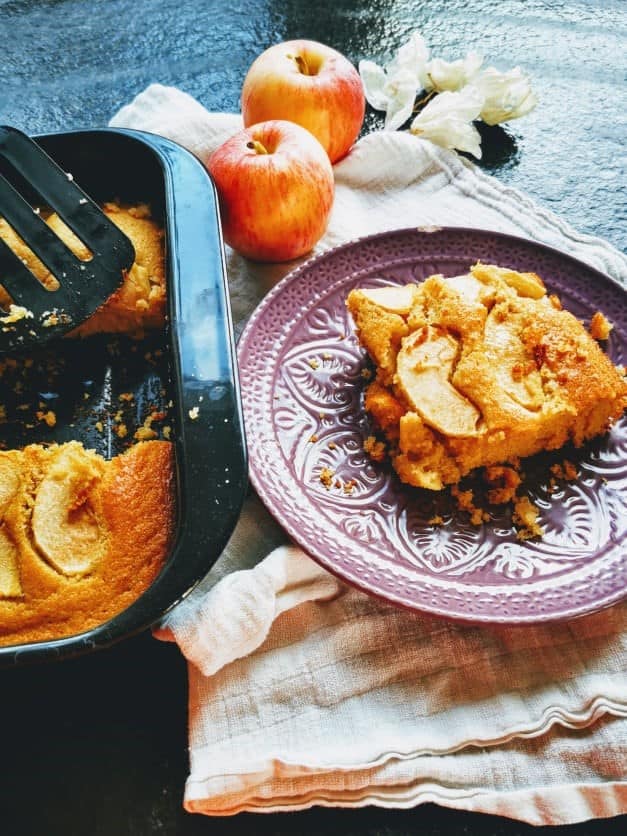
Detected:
[{"left": 111, "top": 84, "right": 627, "bottom": 824}]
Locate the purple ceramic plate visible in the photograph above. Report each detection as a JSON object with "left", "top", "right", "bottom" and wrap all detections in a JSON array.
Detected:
[{"left": 237, "top": 227, "right": 627, "bottom": 624}]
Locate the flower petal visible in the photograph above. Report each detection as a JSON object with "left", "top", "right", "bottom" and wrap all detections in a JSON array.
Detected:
[
  {"left": 359, "top": 32, "right": 431, "bottom": 127},
  {"left": 358, "top": 60, "right": 390, "bottom": 111},
  {"left": 474, "top": 66, "right": 538, "bottom": 125},
  {"left": 384, "top": 99, "right": 415, "bottom": 131},
  {"left": 383, "top": 68, "right": 422, "bottom": 129},
  {"left": 425, "top": 51, "right": 484, "bottom": 92},
  {"left": 410, "top": 88, "right": 484, "bottom": 158},
  {"left": 389, "top": 31, "right": 430, "bottom": 80}
]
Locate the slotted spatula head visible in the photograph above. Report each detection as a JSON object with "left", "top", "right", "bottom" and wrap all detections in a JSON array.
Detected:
[{"left": 0, "top": 126, "right": 135, "bottom": 354}]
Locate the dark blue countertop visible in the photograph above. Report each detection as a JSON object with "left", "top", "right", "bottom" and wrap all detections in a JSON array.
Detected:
[
  {"left": 1, "top": 1, "right": 625, "bottom": 834},
  {"left": 3, "top": 0, "right": 626, "bottom": 253}
]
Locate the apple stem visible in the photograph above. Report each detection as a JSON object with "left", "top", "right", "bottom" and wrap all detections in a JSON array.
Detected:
[
  {"left": 246, "top": 139, "right": 269, "bottom": 155},
  {"left": 286, "top": 52, "right": 310, "bottom": 75}
]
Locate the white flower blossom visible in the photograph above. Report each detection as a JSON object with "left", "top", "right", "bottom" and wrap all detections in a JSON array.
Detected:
[
  {"left": 388, "top": 31, "right": 430, "bottom": 85},
  {"left": 359, "top": 32, "right": 430, "bottom": 130},
  {"left": 359, "top": 63, "right": 420, "bottom": 130},
  {"left": 359, "top": 32, "right": 536, "bottom": 159},
  {"left": 472, "top": 66, "right": 537, "bottom": 125},
  {"left": 409, "top": 87, "right": 484, "bottom": 158},
  {"left": 424, "top": 51, "right": 484, "bottom": 92}
]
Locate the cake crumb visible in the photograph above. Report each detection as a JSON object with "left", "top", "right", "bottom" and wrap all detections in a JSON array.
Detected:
[
  {"left": 36, "top": 409, "right": 56, "bottom": 428},
  {"left": 590, "top": 311, "right": 613, "bottom": 341},
  {"left": 307, "top": 358, "right": 320, "bottom": 370},
  {"left": 451, "top": 485, "right": 489, "bottom": 526},
  {"left": 135, "top": 413, "right": 158, "bottom": 440},
  {"left": 428, "top": 515, "right": 444, "bottom": 525},
  {"left": 134, "top": 425, "right": 157, "bottom": 440},
  {"left": 42, "top": 312, "right": 59, "bottom": 328},
  {"left": 343, "top": 479, "right": 357, "bottom": 494},
  {"left": 319, "top": 466, "right": 335, "bottom": 489},
  {"left": 188, "top": 406, "right": 200, "bottom": 420},
  {"left": 363, "top": 435, "right": 386, "bottom": 462},
  {"left": 484, "top": 465, "right": 522, "bottom": 505},
  {"left": 513, "top": 495, "right": 543, "bottom": 540},
  {"left": 308, "top": 434, "right": 318, "bottom": 443},
  {"left": 1, "top": 305, "right": 34, "bottom": 324},
  {"left": 550, "top": 459, "right": 579, "bottom": 481}
]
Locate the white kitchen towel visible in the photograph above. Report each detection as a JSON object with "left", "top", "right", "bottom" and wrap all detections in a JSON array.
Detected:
[{"left": 111, "top": 84, "right": 627, "bottom": 824}]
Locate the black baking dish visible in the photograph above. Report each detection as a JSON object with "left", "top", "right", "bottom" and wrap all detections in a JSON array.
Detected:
[{"left": 0, "top": 128, "right": 247, "bottom": 665}]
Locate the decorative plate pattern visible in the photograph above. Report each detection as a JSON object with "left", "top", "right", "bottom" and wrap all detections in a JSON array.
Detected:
[{"left": 237, "top": 227, "right": 627, "bottom": 624}]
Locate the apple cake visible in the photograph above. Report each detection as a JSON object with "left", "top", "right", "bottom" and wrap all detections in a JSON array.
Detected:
[
  {"left": 346, "top": 263, "right": 627, "bottom": 491},
  {"left": 0, "top": 202, "right": 166, "bottom": 337},
  {"left": 0, "top": 440, "right": 175, "bottom": 647}
]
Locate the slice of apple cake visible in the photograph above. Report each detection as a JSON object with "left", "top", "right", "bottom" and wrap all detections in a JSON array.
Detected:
[{"left": 346, "top": 263, "right": 627, "bottom": 491}]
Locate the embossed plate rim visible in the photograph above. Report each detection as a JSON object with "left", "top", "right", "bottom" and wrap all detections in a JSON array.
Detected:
[{"left": 237, "top": 226, "right": 627, "bottom": 624}]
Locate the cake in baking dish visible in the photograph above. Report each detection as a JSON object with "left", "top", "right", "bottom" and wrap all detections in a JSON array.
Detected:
[
  {"left": 346, "top": 263, "right": 627, "bottom": 491},
  {"left": 0, "top": 203, "right": 174, "bottom": 646},
  {"left": 0, "top": 202, "right": 166, "bottom": 337},
  {"left": 0, "top": 440, "right": 175, "bottom": 647}
]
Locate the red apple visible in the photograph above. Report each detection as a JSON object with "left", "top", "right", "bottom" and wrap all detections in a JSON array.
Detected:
[
  {"left": 241, "top": 39, "right": 365, "bottom": 164},
  {"left": 208, "top": 120, "right": 334, "bottom": 262}
]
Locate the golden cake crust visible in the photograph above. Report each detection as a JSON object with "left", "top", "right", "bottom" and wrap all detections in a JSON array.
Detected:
[
  {"left": 347, "top": 263, "right": 627, "bottom": 491},
  {"left": 0, "top": 440, "right": 175, "bottom": 647}
]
